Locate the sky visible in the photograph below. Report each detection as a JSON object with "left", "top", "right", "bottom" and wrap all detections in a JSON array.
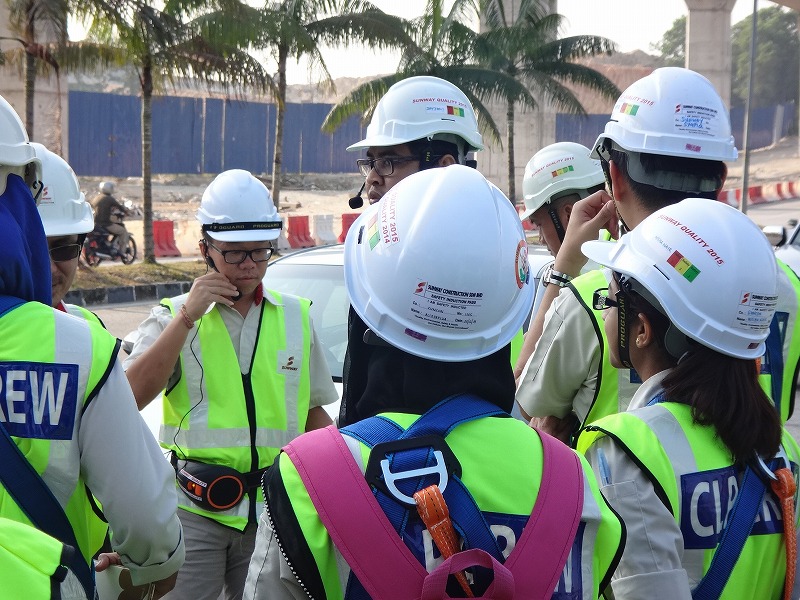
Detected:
[{"left": 286, "top": 0, "right": 768, "bottom": 84}]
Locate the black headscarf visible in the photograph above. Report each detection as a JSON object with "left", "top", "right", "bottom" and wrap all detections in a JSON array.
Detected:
[{"left": 339, "top": 308, "right": 516, "bottom": 426}]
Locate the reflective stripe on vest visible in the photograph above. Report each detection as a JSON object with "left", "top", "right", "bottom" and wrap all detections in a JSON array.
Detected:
[
  {"left": 0, "top": 302, "right": 118, "bottom": 565},
  {"left": 162, "top": 291, "right": 312, "bottom": 529},
  {"left": 758, "top": 260, "right": 800, "bottom": 423},
  {"left": 269, "top": 413, "right": 624, "bottom": 600},
  {"left": 569, "top": 270, "right": 640, "bottom": 426},
  {"left": 65, "top": 304, "right": 103, "bottom": 328},
  {"left": 578, "top": 403, "right": 800, "bottom": 597}
]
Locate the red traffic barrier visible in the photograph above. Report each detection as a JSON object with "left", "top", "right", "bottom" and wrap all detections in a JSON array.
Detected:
[
  {"left": 153, "top": 220, "right": 182, "bottom": 257},
  {"left": 517, "top": 204, "right": 534, "bottom": 231},
  {"left": 286, "top": 215, "right": 316, "bottom": 249},
  {"left": 339, "top": 213, "right": 360, "bottom": 243}
]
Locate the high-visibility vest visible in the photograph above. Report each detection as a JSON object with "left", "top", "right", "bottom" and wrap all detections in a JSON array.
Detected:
[
  {"left": 568, "top": 270, "right": 640, "bottom": 426},
  {"left": 0, "top": 517, "right": 77, "bottom": 599},
  {"left": 758, "top": 260, "right": 800, "bottom": 422},
  {"left": 263, "top": 412, "right": 625, "bottom": 600},
  {"left": 0, "top": 301, "right": 119, "bottom": 565},
  {"left": 161, "top": 290, "right": 313, "bottom": 530},
  {"left": 578, "top": 402, "right": 800, "bottom": 598}
]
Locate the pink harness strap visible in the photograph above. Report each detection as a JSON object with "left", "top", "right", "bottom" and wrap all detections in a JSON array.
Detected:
[
  {"left": 285, "top": 425, "right": 427, "bottom": 599},
  {"left": 285, "top": 424, "right": 583, "bottom": 599}
]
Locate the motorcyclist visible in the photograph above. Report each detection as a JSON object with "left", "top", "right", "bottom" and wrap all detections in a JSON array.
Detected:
[{"left": 90, "top": 181, "right": 132, "bottom": 257}]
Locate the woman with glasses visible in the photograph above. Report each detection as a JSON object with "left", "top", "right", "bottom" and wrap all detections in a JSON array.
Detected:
[
  {"left": 124, "top": 169, "right": 338, "bottom": 600},
  {"left": 576, "top": 197, "right": 800, "bottom": 599},
  {"left": 32, "top": 143, "right": 98, "bottom": 320}
]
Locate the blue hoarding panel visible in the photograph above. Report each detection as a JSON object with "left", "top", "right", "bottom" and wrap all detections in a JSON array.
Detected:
[{"left": 223, "top": 100, "right": 269, "bottom": 174}]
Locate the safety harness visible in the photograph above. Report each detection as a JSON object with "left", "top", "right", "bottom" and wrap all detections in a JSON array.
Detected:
[{"left": 284, "top": 395, "right": 584, "bottom": 599}]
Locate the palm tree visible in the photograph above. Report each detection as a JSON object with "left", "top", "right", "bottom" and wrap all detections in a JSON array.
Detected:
[
  {"left": 70, "top": 0, "right": 273, "bottom": 263},
  {"left": 1, "top": 0, "right": 68, "bottom": 142},
  {"left": 477, "top": 0, "right": 619, "bottom": 200},
  {"left": 254, "top": 0, "right": 408, "bottom": 207},
  {"left": 321, "top": 0, "right": 537, "bottom": 162}
]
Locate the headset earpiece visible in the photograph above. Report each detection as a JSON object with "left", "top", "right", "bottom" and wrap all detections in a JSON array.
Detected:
[{"left": 200, "top": 239, "right": 217, "bottom": 271}]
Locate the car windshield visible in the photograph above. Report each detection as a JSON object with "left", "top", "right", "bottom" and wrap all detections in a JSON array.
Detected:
[{"left": 266, "top": 262, "right": 348, "bottom": 381}]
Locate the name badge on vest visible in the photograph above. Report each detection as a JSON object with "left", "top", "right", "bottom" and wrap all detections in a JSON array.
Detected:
[
  {"left": 0, "top": 362, "right": 79, "bottom": 440},
  {"left": 680, "top": 465, "right": 788, "bottom": 549}
]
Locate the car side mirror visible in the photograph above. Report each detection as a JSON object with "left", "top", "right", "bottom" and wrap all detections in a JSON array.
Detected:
[{"left": 763, "top": 225, "right": 787, "bottom": 247}]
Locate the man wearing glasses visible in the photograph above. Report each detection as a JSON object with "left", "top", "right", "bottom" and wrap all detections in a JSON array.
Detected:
[
  {"left": 514, "top": 68, "right": 793, "bottom": 445},
  {"left": 345, "top": 75, "right": 483, "bottom": 207},
  {"left": 125, "top": 169, "right": 337, "bottom": 600},
  {"left": 339, "top": 76, "right": 487, "bottom": 427},
  {"left": 33, "top": 143, "right": 99, "bottom": 322}
]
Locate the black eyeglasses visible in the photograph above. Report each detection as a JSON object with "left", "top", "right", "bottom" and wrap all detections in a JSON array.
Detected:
[
  {"left": 49, "top": 244, "right": 82, "bottom": 262},
  {"left": 207, "top": 241, "right": 274, "bottom": 264},
  {"left": 356, "top": 156, "right": 419, "bottom": 177},
  {"left": 592, "top": 287, "right": 620, "bottom": 311}
]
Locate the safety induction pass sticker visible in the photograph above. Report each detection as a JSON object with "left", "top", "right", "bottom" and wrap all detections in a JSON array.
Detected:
[
  {"left": 674, "top": 104, "right": 720, "bottom": 138},
  {"left": 735, "top": 291, "right": 778, "bottom": 331},
  {"left": 408, "top": 281, "right": 483, "bottom": 333}
]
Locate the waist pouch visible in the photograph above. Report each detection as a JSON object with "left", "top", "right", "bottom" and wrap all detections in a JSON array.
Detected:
[{"left": 171, "top": 453, "right": 266, "bottom": 512}]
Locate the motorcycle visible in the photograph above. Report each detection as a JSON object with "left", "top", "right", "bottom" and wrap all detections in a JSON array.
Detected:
[{"left": 83, "top": 208, "right": 137, "bottom": 266}]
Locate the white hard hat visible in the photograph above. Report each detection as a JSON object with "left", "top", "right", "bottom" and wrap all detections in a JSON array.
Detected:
[
  {"left": 98, "top": 181, "right": 115, "bottom": 195},
  {"left": 344, "top": 165, "right": 533, "bottom": 362},
  {"left": 347, "top": 76, "right": 483, "bottom": 154},
  {"left": 0, "top": 94, "right": 42, "bottom": 192},
  {"left": 591, "top": 67, "right": 737, "bottom": 163},
  {"left": 197, "top": 169, "right": 282, "bottom": 242},
  {"left": 32, "top": 143, "right": 94, "bottom": 236},
  {"left": 582, "top": 198, "right": 777, "bottom": 359},
  {"left": 521, "top": 142, "right": 605, "bottom": 221}
]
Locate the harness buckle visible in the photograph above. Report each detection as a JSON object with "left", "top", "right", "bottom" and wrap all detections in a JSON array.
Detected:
[{"left": 364, "top": 435, "right": 461, "bottom": 506}]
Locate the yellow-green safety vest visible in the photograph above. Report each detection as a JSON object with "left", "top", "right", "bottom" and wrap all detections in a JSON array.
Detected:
[
  {"left": 266, "top": 412, "right": 625, "bottom": 600},
  {"left": 758, "top": 260, "right": 800, "bottom": 423},
  {"left": 162, "top": 290, "right": 313, "bottom": 530},
  {"left": 0, "top": 302, "right": 119, "bottom": 565},
  {"left": 0, "top": 517, "right": 74, "bottom": 599},
  {"left": 578, "top": 402, "right": 800, "bottom": 598}
]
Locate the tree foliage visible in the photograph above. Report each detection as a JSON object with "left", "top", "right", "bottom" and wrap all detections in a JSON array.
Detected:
[
  {"left": 477, "top": 0, "right": 618, "bottom": 200},
  {"left": 255, "top": 0, "right": 408, "bottom": 205},
  {"left": 651, "top": 14, "right": 685, "bottom": 68},
  {"left": 731, "top": 5, "right": 799, "bottom": 109}
]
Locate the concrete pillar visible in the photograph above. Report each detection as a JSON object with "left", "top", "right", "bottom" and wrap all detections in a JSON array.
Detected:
[{"left": 684, "top": 0, "right": 737, "bottom": 107}]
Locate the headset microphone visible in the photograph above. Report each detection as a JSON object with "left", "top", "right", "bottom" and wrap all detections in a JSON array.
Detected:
[{"left": 349, "top": 182, "right": 366, "bottom": 209}]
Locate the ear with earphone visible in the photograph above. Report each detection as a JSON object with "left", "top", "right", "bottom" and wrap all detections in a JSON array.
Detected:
[{"left": 200, "top": 238, "right": 241, "bottom": 301}]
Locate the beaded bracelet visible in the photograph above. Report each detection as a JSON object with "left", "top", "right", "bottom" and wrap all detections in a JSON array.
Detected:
[{"left": 179, "top": 304, "right": 195, "bottom": 329}]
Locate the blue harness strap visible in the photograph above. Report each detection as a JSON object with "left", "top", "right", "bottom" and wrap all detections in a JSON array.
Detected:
[
  {"left": 691, "top": 461, "right": 779, "bottom": 600},
  {"left": 0, "top": 422, "right": 95, "bottom": 598},
  {"left": 646, "top": 392, "right": 783, "bottom": 600},
  {"left": 765, "top": 314, "right": 785, "bottom": 417},
  {"left": 342, "top": 395, "right": 508, "bottom": 563}
]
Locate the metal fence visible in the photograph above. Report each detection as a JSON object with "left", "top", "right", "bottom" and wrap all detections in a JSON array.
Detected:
[
  {"left": 71, "top": 91, "right": 794, "bottom": 177},
  {"left": 68, "top": 91, "right": 366, "bottom": 177}
]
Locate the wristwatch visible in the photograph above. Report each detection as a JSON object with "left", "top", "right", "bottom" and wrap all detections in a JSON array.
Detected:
[{"left": 542, "top": 264, "right": 573, "bottom": 288}]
